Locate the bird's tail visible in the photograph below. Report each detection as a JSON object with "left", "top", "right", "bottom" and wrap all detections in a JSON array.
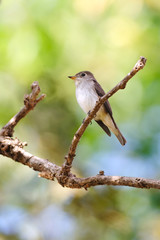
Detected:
[
  {"left": 102, "top": 114, "right": 127, "bottom": 146},
  {"left": 114, "top": 128, "right": 127, "bottom": 146}
]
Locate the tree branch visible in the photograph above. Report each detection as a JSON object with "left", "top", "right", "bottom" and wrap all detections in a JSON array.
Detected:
[
  {"left": 1, "top": 56, "right": 159, "bottom": 191},
  {"left": 0, "top": 81, "right": 45, "bottom": 137},
  {"left": 61, "top": 56, "right": 147, "bottom": 177},
  {"left": 0, "top": 136, "right": 160, "bottom": 190}
]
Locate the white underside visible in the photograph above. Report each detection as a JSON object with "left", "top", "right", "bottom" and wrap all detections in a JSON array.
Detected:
[
  {"left": 76, "top": 83, "right": 99, "bottom": 114},
  {"left": 75, "top": 80, "right": 116, "bottom": 132}
]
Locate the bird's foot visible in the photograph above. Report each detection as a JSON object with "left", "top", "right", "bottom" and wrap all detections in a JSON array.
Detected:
[
  {"left": 82, "top": 118, "right": 92, "bottom": 125},
  {"left": 82, "top": 111, "right": 93, "bottom": 124},
  {"left": 87, "top": 111, "right": 92, "bottom": 124},
  {"left": 87, "top": 110, "right": 91, "bottom": 116}
]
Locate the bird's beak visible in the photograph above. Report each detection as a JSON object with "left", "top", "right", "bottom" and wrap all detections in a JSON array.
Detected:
[{"left": 68, "top": 75, "right": 76, "bottom": 80}]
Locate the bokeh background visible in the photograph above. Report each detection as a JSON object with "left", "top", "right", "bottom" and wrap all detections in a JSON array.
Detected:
[{"left": 0, "top": 0, "right": 160, "bottom": 239}]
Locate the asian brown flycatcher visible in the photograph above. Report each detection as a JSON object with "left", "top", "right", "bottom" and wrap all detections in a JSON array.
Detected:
[{"left": 68, "top": 71, "right": 126, "bottom": 146}]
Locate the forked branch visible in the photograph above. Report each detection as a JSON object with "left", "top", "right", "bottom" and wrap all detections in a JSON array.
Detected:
[
  {"left": 0, "top": 81, "right": 45, "bottom": 137},
  {"left": 1, "top": 57, "right": 158, "bottom": 190}
]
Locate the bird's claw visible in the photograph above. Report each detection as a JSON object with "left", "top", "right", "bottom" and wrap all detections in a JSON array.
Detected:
[
  {"left": 87, "top": 110, "right": 91, "bottom": 116},
  {"left": 82, "top": 111, "right": 92, "bottom": 124}
]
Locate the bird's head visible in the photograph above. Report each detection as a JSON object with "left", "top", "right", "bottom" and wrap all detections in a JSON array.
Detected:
[{"left": 68, "top": 71, "right": 95, "bottom": 85}]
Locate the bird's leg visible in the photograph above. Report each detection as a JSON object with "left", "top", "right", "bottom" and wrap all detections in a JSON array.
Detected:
[
  {"left": 82, "top": 118, "right": 92, "bottom": 125},
  {"left": 82, "top": 118, "right": 85, "bottom": 124},
  {"left": 82, "top": 111, "right": 92, "bottom": 124},
  {"left": 87, "top": 110, "right": 91, "bottom": 116},
  {"left": 87, "top": 111, "right": 93, "bottom": 125}
]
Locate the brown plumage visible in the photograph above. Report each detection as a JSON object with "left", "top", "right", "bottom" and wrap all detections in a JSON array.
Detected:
[{"left": 69, "top": 71, "right": 126, "bottom": 146}]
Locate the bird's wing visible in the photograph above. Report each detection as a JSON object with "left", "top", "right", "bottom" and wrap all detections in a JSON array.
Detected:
[
  {"left": 93, "top": 79, "right": 118, "bottom": 128},
  {"left": 95, "top": 120, "right": 111, "bottom": 136}
]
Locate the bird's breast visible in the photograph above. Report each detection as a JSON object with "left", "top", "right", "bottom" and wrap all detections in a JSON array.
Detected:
[{"left": 76, "top": 86, "right": 99, "bottom": 114}]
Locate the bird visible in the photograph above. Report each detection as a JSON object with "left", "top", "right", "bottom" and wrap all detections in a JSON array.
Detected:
[{"left": 68, "top": 71, "right": 126, "bottom": 146}]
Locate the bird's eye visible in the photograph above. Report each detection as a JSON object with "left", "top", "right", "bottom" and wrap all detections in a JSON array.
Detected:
[{"left": 81, "top": 73, "right": 86, "bottom": 77}]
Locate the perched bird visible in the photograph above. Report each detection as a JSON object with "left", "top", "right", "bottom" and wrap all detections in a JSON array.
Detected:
[{"left": 68, "top": 71, "right": 126, "bottom": 146}]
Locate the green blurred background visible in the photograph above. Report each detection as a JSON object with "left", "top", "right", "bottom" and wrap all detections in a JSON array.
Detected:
[{"left": 0, "top": 0, "right": 160, "bottom": 239}]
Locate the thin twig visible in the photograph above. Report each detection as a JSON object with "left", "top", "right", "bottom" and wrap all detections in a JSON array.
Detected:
[
  {"left": 61, "top": 57, "right": 147, "bottom": 177},
  {"left": 0, "top": 81, "right": 45, "bottom": 137}
]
